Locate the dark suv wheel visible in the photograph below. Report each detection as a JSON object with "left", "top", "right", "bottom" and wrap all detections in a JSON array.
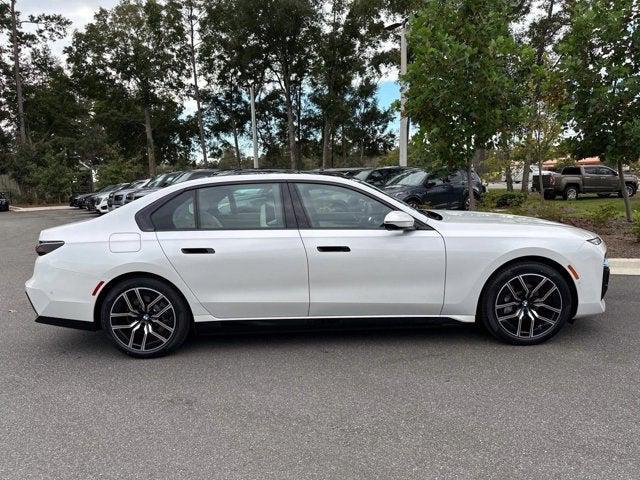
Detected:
[
  {"left": 100, "top": 277, "right": 191, "bottom": 358},
  {"left": 479, "top": 262, "right": 573, "bottom": 345}
]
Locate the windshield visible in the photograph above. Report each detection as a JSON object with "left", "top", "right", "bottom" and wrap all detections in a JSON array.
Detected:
[
  {"left": 145, "top": 174, "right": 167, "bottom": 188},
  {"left": 353, "top": 170, "right": 373, "bottom": 181},
  {"left": 386, "top": 170, "right": 427, "bottom": 187}
]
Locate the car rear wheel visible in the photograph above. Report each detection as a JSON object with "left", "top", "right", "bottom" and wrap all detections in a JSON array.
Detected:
[
  {"left": 480, "top": 262, "right": 573, "bottom": 345},
  {"left": 100, "top": 277, "right": 191, "bottom": 358}
]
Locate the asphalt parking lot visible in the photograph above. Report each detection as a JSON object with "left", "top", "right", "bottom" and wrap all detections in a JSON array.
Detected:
[{"left": 1, "top": 210, "right": 639, "bottom": 479}]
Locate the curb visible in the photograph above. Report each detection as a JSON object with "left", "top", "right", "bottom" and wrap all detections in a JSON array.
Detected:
[
  {"left": 9, "top": 206, "right": 73, "bottom": 212},
  {"left": 608, "top": 258, "right": 640, "bottom": 276}
]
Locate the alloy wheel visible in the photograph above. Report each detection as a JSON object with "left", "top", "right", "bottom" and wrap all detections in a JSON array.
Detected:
[
  {"left": 494, "top": 273, "right": 562, "bottom": 339},
  {"left": 626, "top": 185, "right": 634, "bottom": 197},
  {"left": 566, "top": 188, "right": 577, "bottom": 200},
  {"left": 109, "top": 287, "right": 176, "bottom": 353}
]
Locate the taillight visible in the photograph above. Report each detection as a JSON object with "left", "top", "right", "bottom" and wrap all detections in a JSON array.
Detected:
[{"left": 35, "top": 241, "right": 65, "bottom": 256}]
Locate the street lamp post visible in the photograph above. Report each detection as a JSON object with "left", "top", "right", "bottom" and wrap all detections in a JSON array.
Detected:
[
  {"left": 249, "top": 83, "right": 259, "bottom": 169},
  {"left": 385, "top": 19, "right": 409, "bottom": 167}
]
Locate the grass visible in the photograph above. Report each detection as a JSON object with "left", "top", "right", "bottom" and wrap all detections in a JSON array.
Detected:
[{"left": 484, "top": 189, "right": 640, "bottom": 222}]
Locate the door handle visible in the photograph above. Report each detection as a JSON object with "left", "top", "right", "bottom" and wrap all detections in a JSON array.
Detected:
[
  {"left": 317, "top": 246, "right": 350, "bottom": 252},
  {"left": 181, "top": 248, "right": 215, "bottom": 254}
]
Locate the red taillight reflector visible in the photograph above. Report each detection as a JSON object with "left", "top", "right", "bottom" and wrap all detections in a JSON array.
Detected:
[
  {"left": 92, "top": 281, "right": 105, "bottom": 297},
  {"left": 35, "top": 241, "right": 65, "bottom": 256}
]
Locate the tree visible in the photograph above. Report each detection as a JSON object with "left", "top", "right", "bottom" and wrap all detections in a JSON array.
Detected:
[
  {"left": 1, "top": 0, "right": 69, "bottom": 145},
  {"left": 203, "top": 86, "right": 250, "bottom": 168},
  {"left": 310, "top": 0, "right": 386, "bottom": 168},
  {"left": 182, "top": 0, "right": 208, "bottom": 163},
  {"left": 66, "top": 0, "right": 189, "bottom": 176},
  {"left": 520, "top": 0, "right": 568, "bottom": 194},
  {"left": 559, "top": 0, "right": 640, "bottom": 221},
  {"left": 404, "top": 0, "right": 533, "bottom": 209}
]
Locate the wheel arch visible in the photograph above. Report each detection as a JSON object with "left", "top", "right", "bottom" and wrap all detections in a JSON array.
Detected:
[
  {"left": 475, "top": 255, "right": 578, "bottom": 320},
  {"left": 93, "top": 271, "right": 195, "bottom": 329},
  {"left": 564, "top": 183, "right": 581, "bottom": 193}
]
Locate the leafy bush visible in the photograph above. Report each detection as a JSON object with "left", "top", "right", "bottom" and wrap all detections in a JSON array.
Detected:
[
  {"left": 480, "top": 190, "right": 527, "bottom": 210},
  {"left": 588, "top": 203, "right": 619, "bottom": 228},
  {"left": 632, "top": 211, "right": 640, "bottom": 243},
  {"left": 514, "top": 200, "right": 572, "bottom": 223}
]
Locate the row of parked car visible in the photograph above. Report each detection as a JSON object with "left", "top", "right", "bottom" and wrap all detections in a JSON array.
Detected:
[{"left": 70, "top": 166, "right": 486, "bottom": 214}]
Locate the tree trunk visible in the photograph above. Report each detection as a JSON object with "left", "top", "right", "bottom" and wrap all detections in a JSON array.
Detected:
[
  {"left": 505, "top": 164, "right": 513, "bottom": 192},
  {"left": 232, "top": 122, "right": 242, "bottom": 169},
  {"left": 187, "top": 5, "right": 207, "bottom": 164},
  {"left": 283, "top": 76, "right": 297, "bottom": 170},
  {"left": 521, "top": 133, "right": 532, "bottom": 194},
  {"left": 341, "top": 125, "right": 347, "bottom": 165},
  {"left": 143, "top": 106, "right": 157, "bottom": 176},
  {"left": 537, "top": 158, "right": 545, "bottom": 200},
  {"left": 10, "top": 0, "right": 26, "bottom": 145},
  {"left": 467, "top": 153, "right": 477, "bottom": 211},
  {"left": 321, "top": 118, "right": 332, "bottom": 170},
  {"left": 617, "top": 159, "right": 632, "bottom": 222}
]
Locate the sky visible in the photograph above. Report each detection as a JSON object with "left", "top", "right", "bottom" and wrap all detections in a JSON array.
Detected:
[{"left": 18, "top": 0, "right": 402, "bottom": 132}]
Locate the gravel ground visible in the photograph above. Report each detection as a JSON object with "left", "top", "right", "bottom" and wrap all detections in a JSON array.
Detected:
[{"left": 1, "top": 209, "right": 639, "bottom": 480}]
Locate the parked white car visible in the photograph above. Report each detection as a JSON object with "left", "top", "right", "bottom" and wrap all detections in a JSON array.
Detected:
[{"left": 26, "top": 173, "right": 609, "bottom": 357}]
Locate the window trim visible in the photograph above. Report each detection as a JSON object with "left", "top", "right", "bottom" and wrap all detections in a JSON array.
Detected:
[
  {"left": 136, "top": 180, "right": 297, "bottom": 232},
  {"left": 289, "top": 180, "right": 432, "bottom": 231}
]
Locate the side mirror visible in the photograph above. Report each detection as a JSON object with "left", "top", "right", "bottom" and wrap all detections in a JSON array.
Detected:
[{"left": 384, "top": 211, "right": 415, "bottom": 230}]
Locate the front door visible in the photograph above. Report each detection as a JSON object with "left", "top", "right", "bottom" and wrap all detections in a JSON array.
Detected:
[
  {"left": 292, "top": 182, "right": 446, "bottom": 317},
  {"left": 154, "top": 183, "right": 309, "bottom": 319}
]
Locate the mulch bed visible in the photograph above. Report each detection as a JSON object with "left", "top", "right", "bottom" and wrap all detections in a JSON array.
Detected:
[{"left": 562, "top": 218, "right": 640, "bottom": 258}]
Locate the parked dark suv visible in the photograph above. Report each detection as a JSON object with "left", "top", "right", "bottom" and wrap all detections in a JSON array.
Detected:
[
  {"left": 0, "top": 192, "right": 9, "bottom": 212},
  {"left": 383, "top": 168, "right": 485, "bottom": 210}
]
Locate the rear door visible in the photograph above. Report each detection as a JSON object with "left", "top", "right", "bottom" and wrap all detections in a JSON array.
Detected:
[
  {"left": 291, "top": 181, "right": 446, "bottom": 317},
  {"left": 154, "top": 182, "right": 309, "bottom": 319}
]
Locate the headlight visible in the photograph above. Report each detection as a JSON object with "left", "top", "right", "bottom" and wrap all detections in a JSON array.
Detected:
[{"left": 587, "top": 236, "right": 603, "bottom": 245}]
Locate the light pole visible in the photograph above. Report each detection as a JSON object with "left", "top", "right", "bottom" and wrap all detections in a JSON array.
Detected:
[
  {"left": 249, "top": 82, "right": 259, "bottom": 169},
  {"left": 385, "top": 19, "right": 409, "bottom": 167}
]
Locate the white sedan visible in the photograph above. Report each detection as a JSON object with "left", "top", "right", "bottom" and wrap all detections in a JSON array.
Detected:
[{"left": 26, "top": 173, "right": 609, "bottom": 357}]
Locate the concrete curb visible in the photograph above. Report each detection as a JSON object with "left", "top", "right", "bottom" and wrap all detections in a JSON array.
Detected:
[
  {"left": 608, "top": 258, "right": 640, "bottom": 276},
  {"left": 10, "top": 205, "right": 72, "bottom": 212}
]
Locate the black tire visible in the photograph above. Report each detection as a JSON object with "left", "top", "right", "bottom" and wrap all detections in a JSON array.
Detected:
[
  {"left": 543, "top": 191, "right": 556, "bottom": 200},
  {"left": 479, "top": 262, "right": 573, "bottom": 345},
  {"left": 618, "top": 184, "right": 636, "bottom": 198},
  {"left": 406, "top": 198, "right": 422, "bottom": 209},
  {"left": 562, "top": 186, "right": 578, "bottom": 201},
  {"left": 100, "top": 277, "right": 191, "bottom": 358}
]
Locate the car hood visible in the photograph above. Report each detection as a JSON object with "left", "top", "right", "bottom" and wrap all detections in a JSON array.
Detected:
[{"left": 432, "top": 209, "right": 597, "bottom": 240}]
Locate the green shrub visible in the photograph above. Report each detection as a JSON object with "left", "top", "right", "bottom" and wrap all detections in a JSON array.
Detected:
[
  {"left": 632, "top": 211, "right": 640, "bottom": 243},
  {"left": 588, "top": 203, "right": 619, "bottom": 228},
  {"left": 479, "top": 190, "right": 527, "bottom": 210},
  {"left": 514, "top": 200, "right": 571, "bottom": 223}
]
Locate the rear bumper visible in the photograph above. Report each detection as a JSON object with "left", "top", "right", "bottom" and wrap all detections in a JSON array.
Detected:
[{"left": 35, "top": 316, "right": 99, "bottom": 331}]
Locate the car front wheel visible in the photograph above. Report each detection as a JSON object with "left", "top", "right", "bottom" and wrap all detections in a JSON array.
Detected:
[
  {"left": 480, "top": 262, "right": 573, "bottom": 345},
  {"left": 100, "top": 277, "right": 191, "bottom": 358}
]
